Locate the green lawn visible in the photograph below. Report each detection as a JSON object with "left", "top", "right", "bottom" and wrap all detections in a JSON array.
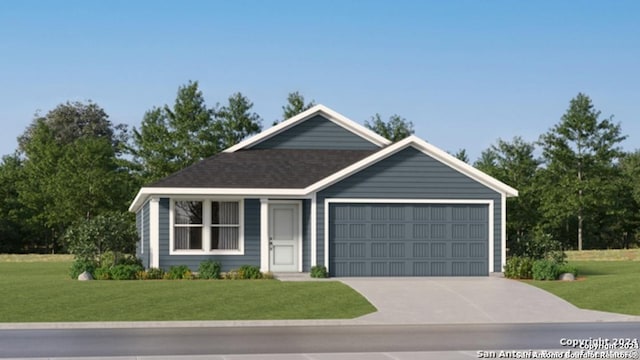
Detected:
[
  {"left": 528, "top": 260, "right": 640, "bottom": 315},
  {"left": 0, "top": 257, "right": 376, "bottom": 322}
]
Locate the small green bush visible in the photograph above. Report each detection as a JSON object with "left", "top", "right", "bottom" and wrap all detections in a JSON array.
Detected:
[
  {"left": 95, "top": 265, "right": 112, "bottom": 280},
  {"left": 69, "top": 259, "right": 97, "bottom": 279},
  {"left": 222, "top": 270, "right": 241, "bottom": 280},
  {"left": 238, "top": 265, "right": 262, "bottom": 279},
  {"left": 504, "top": 256, "right": 534, "bottom": 279},
  {"left": 310, "top": 265, "right": 328, "bottom": 278},
  {"left": 532, "top": 259, "right": 560, "bottom": 280},
  {"left": 110, "top": 264, "right": 143, "bottom": 280},
  {"left": 165, "top": 265, "right": 193, "bottom": 280},
  {"left": 558, "top": 263, "right": 578, "bottom": 278},
  {"left": 144, "top": 267, "right": 165, "bottom": 280},
  {"left": 198, "top": 260, "right": 221, "bottom": 279}
]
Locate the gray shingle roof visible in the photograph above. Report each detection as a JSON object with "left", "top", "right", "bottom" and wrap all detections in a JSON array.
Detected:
[{"left": 147, "top": 149, "right": 377, "bottom": 188}]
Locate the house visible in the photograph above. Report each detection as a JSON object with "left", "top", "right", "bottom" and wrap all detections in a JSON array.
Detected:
[{"left": 129, "top": 105, "right": 518, "bottom": 277}]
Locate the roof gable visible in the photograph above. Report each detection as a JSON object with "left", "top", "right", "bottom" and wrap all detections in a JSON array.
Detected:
[
  {"left": 224, "top": 104, "right": 391, "bottom": 152},
  {"left": 305, "top": 135, "right": 519, "bottom": 197}
]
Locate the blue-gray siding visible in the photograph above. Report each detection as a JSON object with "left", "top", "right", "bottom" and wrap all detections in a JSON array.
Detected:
[
  {"left": 136, "top": 200, "right": 151, "bottom": 268},
  {"left": 157, "top": 198, "right": 261, "bottom": 272},
  {"left": 250, "top": 115, "right": 380, "bottom": 150},
  {"left": 317, "top": 147, "right": 503, "bottom": 273}
]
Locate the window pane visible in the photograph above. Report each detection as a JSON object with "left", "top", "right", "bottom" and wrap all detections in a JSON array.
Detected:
[
  {"left": 175, "top": 201, "right": 203, "bottom": 225},
  {"left": 174, "top": 227, "right": 203, "bottom": 250},
  {"left": 212, "top": 202, "right": 239, "bottom": 225},
  {"left": 211, "top": 227, "right": 239, "bottom": 250}
]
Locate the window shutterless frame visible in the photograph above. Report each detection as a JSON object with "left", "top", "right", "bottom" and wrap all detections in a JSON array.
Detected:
[{"left": 169, "top": 198, "right": 245, "bottom": 255}]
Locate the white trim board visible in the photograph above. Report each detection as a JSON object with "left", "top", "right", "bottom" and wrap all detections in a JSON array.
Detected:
[{"left": 323, "top": 198, "right": 496, "bottom": 275}]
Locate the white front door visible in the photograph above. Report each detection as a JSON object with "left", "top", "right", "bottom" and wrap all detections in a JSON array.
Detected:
[{"left": 269, "top": 203, "right": 299, "bottom": 272}]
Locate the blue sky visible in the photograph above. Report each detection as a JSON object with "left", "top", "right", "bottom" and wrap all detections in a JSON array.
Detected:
[{"left": 1, "top": 0, "right": 638, "bottom": 160}]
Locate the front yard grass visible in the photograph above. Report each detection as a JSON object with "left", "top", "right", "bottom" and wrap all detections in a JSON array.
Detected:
[
  {"left": 0, "top": 257, "right": 376, "bottom": 322},
  {"left": 528, "top": 260, "right": 640, "bottom": 316}
]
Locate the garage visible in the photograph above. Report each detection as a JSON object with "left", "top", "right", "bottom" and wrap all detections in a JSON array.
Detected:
[{"left": 329, "top": 202, "right": 490, "bottom": 277}]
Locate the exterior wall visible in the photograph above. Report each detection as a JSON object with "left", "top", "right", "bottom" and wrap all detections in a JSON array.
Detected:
[
  {"left": 157, "top": 198, "right": 261, "bottom": 272},
  {"left": 250, "top": 115, "right": 380, "bottom": 150},
  {"left": 316, "top": 147, "right": 503, "bottom": 272},
  {"left": 136, "top": 200, "right": 151, "bottom": 268}
]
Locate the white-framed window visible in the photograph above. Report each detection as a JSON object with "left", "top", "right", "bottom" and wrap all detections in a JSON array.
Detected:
[{"left": 170, "top": 198, "right": 244, "bottom": 255}]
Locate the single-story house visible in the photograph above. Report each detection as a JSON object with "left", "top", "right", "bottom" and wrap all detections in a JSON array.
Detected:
[{"left": 129, "top": 105, "right": 518, "bottom": 276}]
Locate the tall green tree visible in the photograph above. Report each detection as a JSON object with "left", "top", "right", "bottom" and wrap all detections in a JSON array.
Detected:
[
  {"left": 475, "top": 137, "right": 540, "bottom": 244},
  {"left": 131, "top": 83, "right": 262, "bottom": 183},
  {"left": 216, "top": 92, "right": 262, "bottom": 150},
  {"left": 453, "top": 149, "right": 469, "bottom": 163},
  {"left": 365, "top": 114, "right": 414, "bottom": 142},
  {"left": 17, "top": 102, "right": 133, "bottom": 252},
  {"left": 131, "top": 81, "right": 218, "bottom": 183},
  {"left": 0, "top": 154, "right": 39, "bottom": 253},
  {"left": 277, "top": 91, "right": 315, "bottom": 124},
  {"left": 538, "top": 93, "right": 627, "bottom": 250}
]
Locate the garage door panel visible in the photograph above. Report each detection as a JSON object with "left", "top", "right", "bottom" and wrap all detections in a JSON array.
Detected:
[{"left": 329, "top": 203, "right": 489, "bottom": 277}]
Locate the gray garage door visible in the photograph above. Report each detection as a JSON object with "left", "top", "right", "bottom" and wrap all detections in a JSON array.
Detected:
[{"left": 329, "top": 203, "right": 489, "bottom": 276}]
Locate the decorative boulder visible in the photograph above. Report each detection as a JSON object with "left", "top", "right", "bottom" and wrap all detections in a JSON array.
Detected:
[
  {"left": 558, "top": 273, "right": 575, "bottom": 281},
  {"left": 78, "top": 271, "right": 94, "bottom": 281}
]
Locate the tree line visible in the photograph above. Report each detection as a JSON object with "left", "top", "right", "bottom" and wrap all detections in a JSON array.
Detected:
[{"left": 0, "top": 83, "right": 637, "bottom": 254}]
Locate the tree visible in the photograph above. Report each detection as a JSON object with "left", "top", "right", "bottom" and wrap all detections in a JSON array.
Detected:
[
  {"left": 453, "top": 149, "right": 469, "bottom": 163},
  {"left": 216, "top": 92, "right": 262, "bottom": 150},
  {"left": 278, "top": 91, "right": 315, "bottom": 124},
  {"left": 0, "top": 154, "right": 39, "bottom": 253},
  {"left": 538, "top": 93, "right": 627, "bottom": 250},
  {"left": 131, "top": 81, "right": 219, "bottom": 183},
  {"left": 17, "top": 101, "right": 133, "bottom": 252},
  {"left": 365, "top": 114, "right": 414, "bottom": 142},
  {"left": 475, "top": 137, "right": 541, "bottom": 247}
]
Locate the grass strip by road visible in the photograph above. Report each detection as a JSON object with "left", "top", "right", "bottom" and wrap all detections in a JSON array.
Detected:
[
  {"left": 0, "top": 259, "right": 376, "bottom": 322},
  {"left": 528, "top": 260, "right": 640, "bottom": 316}
]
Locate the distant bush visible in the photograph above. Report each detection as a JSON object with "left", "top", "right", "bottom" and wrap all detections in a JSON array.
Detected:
[
  {"left": 310, "top": 265, "right": 328, "bottom": 278},
  {"left": 95, "top": 265, "right": 112, "bottom": 280},
  {"left": 198, "top": 260, "right": 221, "bottom": 279},
  {"left": 558, "top": 263, "right": 578, "bottom": 278},
  {"left": 69, "top": 259, "right": 97, "bottom": 279},
  {"left": 504, "top": 256, "right": 534, "bottom": 279}
]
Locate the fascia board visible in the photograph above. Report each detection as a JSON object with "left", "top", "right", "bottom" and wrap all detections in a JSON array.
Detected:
[{"left": 128, "top": 187, "right": 308, "bottom": 213}]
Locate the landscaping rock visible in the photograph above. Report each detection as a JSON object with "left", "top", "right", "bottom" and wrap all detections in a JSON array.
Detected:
[
  {"left": 558, "top": 272, "right": 575, "bottom": 281},
  {"left": 78, "top": 271, "right": 94, "bottom": 281}
]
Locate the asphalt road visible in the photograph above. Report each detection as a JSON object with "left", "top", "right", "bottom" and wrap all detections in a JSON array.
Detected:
[{"left": 1, "top": 322, "right": 638, "bottom": 358}]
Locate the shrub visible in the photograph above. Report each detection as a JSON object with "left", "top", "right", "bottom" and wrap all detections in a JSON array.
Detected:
[
  {"left": 222, "top": 270, "right": 241, "bottom": 280},
  {"left": 165, "top": 265, "right": 193, "bottom": 280},
  {"left": 532, "top": 259, "right": 560, "bottom": 280},
  {"left": 504, "top": 256, "right": 534, "bottom": 279},
  {"left": 110, "top": 264, "right": 144, "bottom": 280},
  {"left": 509, "top": 229, "right": 565, "bottom": 263},
  {"left": 238, "top": 265, "right": 262, "bottom": 279},
  {"left": 64, "top": 212, "right": 138, "bottom": 267},
  {"left": 262, "top": 271, "right": 275, "bottom": 280},
  {"left": 558, "top": 263, "right": 578, "bottom": 278},
  {"left": 310, "top": 265, "right": 328, "bottom": 278},
  {"left": 95, "top": 265, "right": 112, "bottom": 280},
  {"left": 69, "top": 259, "right": 97, "bottom": 279},
  {"left": 144, "top": 267, "right": 165, "bottom": 280},
  {"left": 198, "top": 260, "right": 221, "bottom": 279}
]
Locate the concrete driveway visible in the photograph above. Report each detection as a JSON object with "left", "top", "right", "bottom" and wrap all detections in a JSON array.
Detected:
[{"left": 340, "top": 276, "right": 640, "bottom": 324}]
